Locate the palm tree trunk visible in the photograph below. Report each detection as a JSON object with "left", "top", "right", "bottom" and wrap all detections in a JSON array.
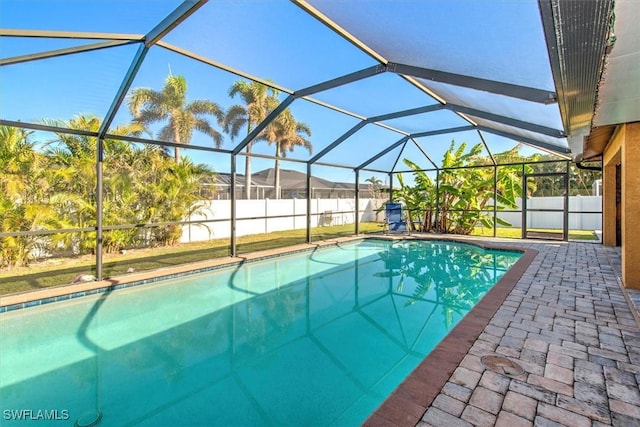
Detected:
[{"left": 173, "top": 125, "right": 181, "bottom": 163}]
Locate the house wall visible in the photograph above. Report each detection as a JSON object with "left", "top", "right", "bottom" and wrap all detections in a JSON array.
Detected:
[{"left": 603, "top": 122, "right": 640, "bottom": 289}]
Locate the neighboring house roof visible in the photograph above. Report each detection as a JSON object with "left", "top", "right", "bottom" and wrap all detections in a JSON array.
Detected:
[{"left": 214, "top": 168, "right": 356, "bottom": 190}]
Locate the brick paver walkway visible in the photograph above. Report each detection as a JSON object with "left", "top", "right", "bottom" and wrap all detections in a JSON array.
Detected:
[{"left": 419, "top": 240, "right": 640, "bottom": 427}]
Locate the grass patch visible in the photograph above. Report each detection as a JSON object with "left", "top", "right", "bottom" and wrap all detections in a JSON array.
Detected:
[
  {"left": 1, "top": 223, "right": 599, "bottom": 297},
  {"left": 1, "top": 223, "right": 382, "bottom": 296},
  {"left": 472, "top": 227, "right": 599, "bottom": 241}
]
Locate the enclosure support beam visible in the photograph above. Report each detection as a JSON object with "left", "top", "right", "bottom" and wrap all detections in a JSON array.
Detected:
[
  {"left": 357, "top": 136, "right": 410, "bottom": 170},
  {"left": 368, "top": 104, "right": 446, "bottom": 122},
  {"left": 355, "top": 170, "right": 360, "bottom": 235},
  {"left": 412, "top": 138, "right": 439, "bottom": 170},
  {"left": 234, "top": 64, "right": 387, "bottom": 159},
  {"left": 388, "top": 62, "right": 557, "bottom": 104},
  {"left": 98, "top": 43, "right": 148, "bottom": 138},
  {"left": 412, "top": 126, "right": 476, "bottom": 139},
  {"left": 521, "top": 165, "right": 527, "bottom": 239},
  {"left": 435, "top": 169, "right": 440, "bottom": 231},
  {"left": 478, "top": 130, "right": 497, "bottom": 166},
  {"left": 232, "top": 96, "right": 296, "bottom": 155},
  {"left": 309, "top": 121, "right": 368, "bottom": 164},
  {"left": 145, "top": 0, "right": 207, "bottom": 46},
  {"left": 294, "top": 64, "right": 386, "bottom": 97},
  {"left": 479, "top": 127, "right": 571, "bottom": 155},
  {"left": 98, "top": 1, "right": 203, "bottom": 137},
  {"left": 0, "top": 40, "right": 134, "bottom": 66},
  {"left": 230, "top": 155, "right": 237, "bottom": 257},
  {"left": 306, "top": 163, "right": 312, "bottom": 244},
  {"left": 96, "top": 138, "right": 104, "bottom": 281},
  {"left": 447, "top": 104, "right": 565, "bottom": 137},
  {"left": 493, "top": 165, "right": 498, "bottom": 238},
  {"left": 563, "top": 161, "right": 570, "bottom": 241}
]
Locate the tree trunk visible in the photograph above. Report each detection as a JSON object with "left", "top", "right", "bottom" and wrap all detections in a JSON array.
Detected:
[{"left": 173, "top": 124, "right": 181, "bottom": 163}]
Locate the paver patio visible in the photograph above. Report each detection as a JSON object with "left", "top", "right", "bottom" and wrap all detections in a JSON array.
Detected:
[{"left": 413, "top": 239, "right": 640, "bottom": 427}]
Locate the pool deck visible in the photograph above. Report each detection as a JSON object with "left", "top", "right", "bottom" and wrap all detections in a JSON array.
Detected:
[
  {"left": 2, "top": 235, "right": 639, "bottom": 426},
  {"left": 366, "top": 236, "right": 640, "bottom": 427}
]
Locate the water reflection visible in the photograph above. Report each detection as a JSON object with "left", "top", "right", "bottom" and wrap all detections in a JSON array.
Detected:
[
  {"left": 0, "top": 240, "right": 520, "bottom": 426},
  {"left": 378, "top": 241, "right": 520, "bottom": 328}
]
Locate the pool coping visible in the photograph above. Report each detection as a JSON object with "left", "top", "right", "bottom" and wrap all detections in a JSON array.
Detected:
[{"left": 0, "top": 234, "right": 536, "bottom": 426}]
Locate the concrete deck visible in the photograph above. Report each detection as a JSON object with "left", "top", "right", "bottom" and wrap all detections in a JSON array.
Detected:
[{"left": 369, "top": 237, "right": 640, "bottom": 427}]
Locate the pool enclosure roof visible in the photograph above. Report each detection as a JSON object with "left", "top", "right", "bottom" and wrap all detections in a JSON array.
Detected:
[{"left": 1, "top": 0, "right": 635, "bottom": 173}]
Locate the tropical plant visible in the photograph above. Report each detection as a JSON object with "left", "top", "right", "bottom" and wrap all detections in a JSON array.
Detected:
[
  {"left": 524, "top": 155, "right": 600, "bottom": 196},
  {"left": 0, "top": 126, "right": 60, "bottom": 267},
  {"left": 45, "top": 116, "right": 147, "bottom": 254},
  {"left": 43, "top": 115, "right": 215, "bottom": 254},
  {"left": 139, "top": 155, "right": 214, "bottom": 246},
  {"left": 224, "top": 80, "right": 280, "bottom": 199},
  {"left": 127, "top": 74, "right": 225, "bottom": 162},
  {"left": 396, "top": 140, "right": 526, "bottom": 235},
  {"left": 395, "top": 163, "right": 437, "bottom": 231}
]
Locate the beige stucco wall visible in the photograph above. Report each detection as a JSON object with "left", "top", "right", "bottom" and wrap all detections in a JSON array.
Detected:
[{"left": 603, "top": 122, "right": 640, "bottom": 289}]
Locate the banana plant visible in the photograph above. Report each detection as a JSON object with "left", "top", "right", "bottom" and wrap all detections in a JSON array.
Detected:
[
  {"left": 393, "top": 165, "right": 437, "bottom": 232},
  {"left": 401, "top": 140, "right": 528, "bottom": 235}
]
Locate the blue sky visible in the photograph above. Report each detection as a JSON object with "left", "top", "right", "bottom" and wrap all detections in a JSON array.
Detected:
[{"left": 0, "top": 0, "right": 567, "bottom": 184}]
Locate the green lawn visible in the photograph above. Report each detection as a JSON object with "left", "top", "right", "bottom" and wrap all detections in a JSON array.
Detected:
[
  {"left": 0, "top": 222, "right": 599, "bottom": 297},
  {"left": 472, "top": 227, "right": 599, "bottom": 241},
  {"left": 0, "top": 222, "right": 383, "bottom": 296}
]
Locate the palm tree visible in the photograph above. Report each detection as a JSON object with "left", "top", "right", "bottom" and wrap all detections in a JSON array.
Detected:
[
  {"left": 365, "top": 176, "right": 385, "bottom": 221},
  {"left": 127, "top": 74, "right": 224, "bottom": 162},
  {"left": 224, "top": 80, "right": 280, "bottom": 199},
  {"left": 266, "top": 109, "right": 312, "bottom": 199}
]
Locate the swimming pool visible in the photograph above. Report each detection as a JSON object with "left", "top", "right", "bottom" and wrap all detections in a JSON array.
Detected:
[{"left": 0, "top": 239, "right": 522, "bottom": 426}]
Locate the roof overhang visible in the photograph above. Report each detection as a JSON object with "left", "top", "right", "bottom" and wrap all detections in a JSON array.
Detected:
[{"left": 541, "top": 0, "right": 640, "bottom": 161}]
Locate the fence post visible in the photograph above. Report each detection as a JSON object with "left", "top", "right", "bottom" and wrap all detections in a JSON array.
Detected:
[{"left": 265, "top": 198, "right": 269, "bottom": 234}]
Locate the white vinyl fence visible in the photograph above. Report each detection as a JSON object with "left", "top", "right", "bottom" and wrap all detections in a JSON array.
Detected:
[
  {"left": 181, "top": 198, "right": 385, "bottom": 243},
  {"left": 497, "top": 196, "right": 602, "bottom": 230},
  {"left": 181, "top": 196, "right": 602, "bottom": 243}
]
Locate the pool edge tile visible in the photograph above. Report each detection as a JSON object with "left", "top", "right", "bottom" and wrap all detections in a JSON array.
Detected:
[{"left": 0, "top": 237, "right": 364, "bottom": 311}]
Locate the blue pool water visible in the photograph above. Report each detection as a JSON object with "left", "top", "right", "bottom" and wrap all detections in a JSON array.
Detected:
[{"left": 0, "top": 239, "right": 521, "bottom": 426}]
